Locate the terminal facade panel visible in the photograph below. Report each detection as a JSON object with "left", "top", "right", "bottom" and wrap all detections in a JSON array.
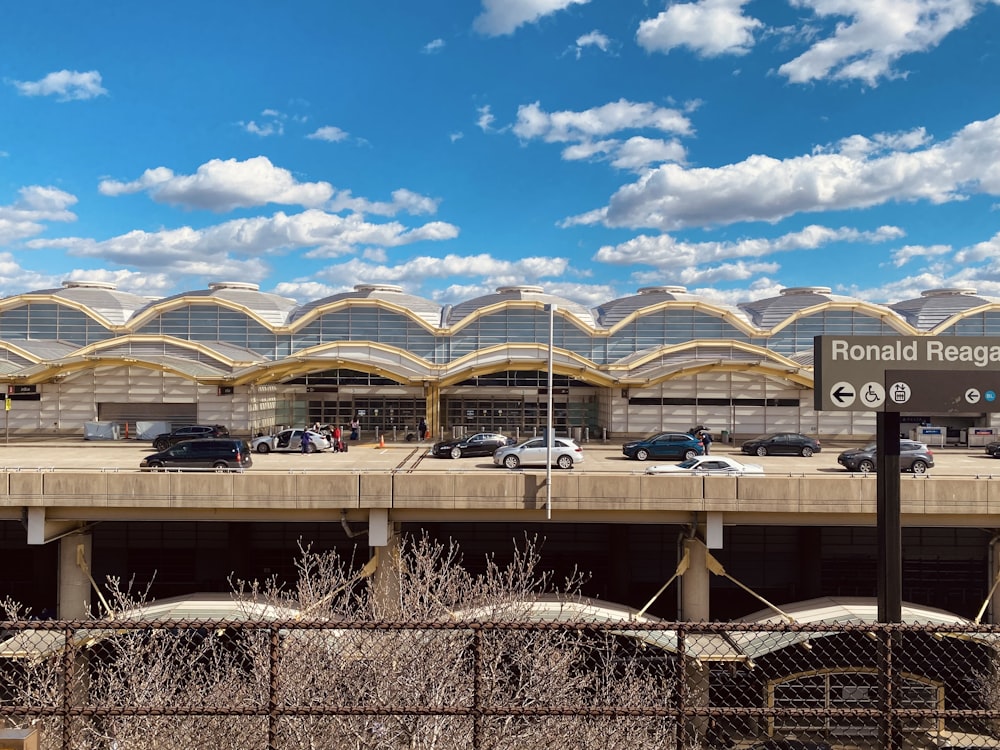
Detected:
[{"left": 1, "top": 280, "right": 1000, "bottom": 440}]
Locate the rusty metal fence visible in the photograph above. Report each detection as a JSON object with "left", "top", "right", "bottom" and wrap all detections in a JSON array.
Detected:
[{"left": 1, "top": 618, "right": 1000, "bottom": 749}]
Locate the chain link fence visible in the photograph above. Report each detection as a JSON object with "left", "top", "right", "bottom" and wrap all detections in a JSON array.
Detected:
[{"left": 1, "top": 617, "right": 999, "bottom": 749}]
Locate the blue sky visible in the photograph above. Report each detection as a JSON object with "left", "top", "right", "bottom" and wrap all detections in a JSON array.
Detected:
[{"left": 2, "top": 0, "right": 1000, "bottom": 309}]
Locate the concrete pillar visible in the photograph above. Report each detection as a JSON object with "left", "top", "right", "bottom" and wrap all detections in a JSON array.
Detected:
[
  {"left": 990, "top": 536, "right": 1000, "bottom": 624},
  {"left": 372, "top": 524, "right": 402, "bottom": 617},
  {"left": 681, "top": 536, "right": 709, "bottom": 621},
  {"left": 57, "top": 534, "right": 92, "bottom": 619},
  {"left": 680, "top": 535, "right": 711, "bottom": 741}
]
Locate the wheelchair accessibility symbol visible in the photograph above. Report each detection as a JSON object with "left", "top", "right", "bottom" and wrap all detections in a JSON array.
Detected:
[{"left": 860, "top": 382, "right": 885, "bottom": 409}]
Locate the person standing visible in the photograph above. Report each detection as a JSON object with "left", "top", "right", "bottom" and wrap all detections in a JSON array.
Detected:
[
  {"left": 701, "top": 430, "right": 713, "bottom": 455},
  {"left": 350, "top": 418, "right": 360, "bottom": 441},
  {"left": 418, "top": 418, "right": 427, "bottom": 441},
  {"left": 300, "top": 430, "right": 312, "bottom": 454},
  {"left": 332, "top": 424, "right": 342, "bottom": 452}
]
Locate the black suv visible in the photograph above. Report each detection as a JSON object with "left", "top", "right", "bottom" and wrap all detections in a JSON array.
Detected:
[
  {"left": 140, "top": 438, "right": 252, "bottom": 472},
  {"left": 837, "top": 440, "right": 934, "bottom": 474},
  {"left": 152, "top": 424, "right": 230, "bottom": 451}
]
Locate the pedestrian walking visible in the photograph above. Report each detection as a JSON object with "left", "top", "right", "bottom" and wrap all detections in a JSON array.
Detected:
[
  {"left": 300, "top": 430, "right": 312, "bottom": 454},
  {"left": 418, "top": 418, "right": 427, "bottom": 441}
]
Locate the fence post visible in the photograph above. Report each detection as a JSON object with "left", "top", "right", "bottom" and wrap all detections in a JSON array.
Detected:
[
  {"left": 269, "top": 624, "right": 280, "bottom": 750},
  {"left": 472, "top": 624, "right": 482, "bottom": 750}
]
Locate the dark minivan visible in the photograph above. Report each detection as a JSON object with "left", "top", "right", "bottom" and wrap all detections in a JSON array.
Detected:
[{"left": 140, "top": 438, "right": 252, "bottom": 472}]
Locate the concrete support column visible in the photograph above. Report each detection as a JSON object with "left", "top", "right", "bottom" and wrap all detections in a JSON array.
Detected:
[
  {"left": 680, "top": 534, "right": 711, "bottom": 741},
  {"left": 425, "top": 383, "right": 441, "bottom": 441},
  {"left": 681, "top": 536, "right": 709, "bottom": 622},
  {"left": 372, "top": 523, "right": 402, "bottom": 617},
  {"left": 990, "top": 535, "right": 1000, "bottom": 624},
  {"left": 58, "top": 534, "right": 92, "bottom": 619}
]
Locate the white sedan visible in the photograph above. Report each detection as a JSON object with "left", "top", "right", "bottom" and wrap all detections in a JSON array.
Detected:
[
  {"left": 251, "top": 429, "right": 331, "bottom": 454},
  {"left": 645, "top": 456, "right": 763, "bottom": 475}
]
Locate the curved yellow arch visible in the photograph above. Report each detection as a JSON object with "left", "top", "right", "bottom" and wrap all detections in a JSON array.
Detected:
[
  {"left": 284, "top": 298, "right": 442, "bottom": 334},
  {"left": 929, "top": 302, "right": 1000, "bottom": 336},
  {"left": 0, "top": 294, "right": 122, "bottom": 332},
  {"left": 602, "top": 299, "right": 760, "bottom": 338},
  {"left": 766, "top": 300, "right": 915, "bottom": 336}
]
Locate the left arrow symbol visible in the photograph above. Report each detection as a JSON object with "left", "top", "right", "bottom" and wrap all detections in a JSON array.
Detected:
[{"left": 833, "top": 385, "right": 854, "bottom": 404}]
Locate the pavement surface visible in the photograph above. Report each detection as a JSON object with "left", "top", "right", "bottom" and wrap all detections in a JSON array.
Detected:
[{"left": 0, "top": 436, "right": 997, "bottom": 477}]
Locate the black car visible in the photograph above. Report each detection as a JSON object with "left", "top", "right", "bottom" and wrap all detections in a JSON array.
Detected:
[
  {"left": 985, "top": 441, "right": 1000, "bottom": 457},
  {"left": 622, "top": 432, "right": 703, "bottom": 461},
  {"left": 741, "top": 432, "right": 821, "bottom": 457},
  {"left": 152, "top": 424, "right": 230, "bottom": 451},
  {"left": 837, "top": 440, "right": 934, "bottom": 473},
  {"left": 431, "top": 432, "right": 514, "bottom": 459},
  {"left": 140, "top": 438, "right": 252, "bottom": 472}
]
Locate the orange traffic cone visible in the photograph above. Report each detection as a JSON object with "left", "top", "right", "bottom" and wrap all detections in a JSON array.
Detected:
[{"left": 378, "top": 434, "right": 385, "bottom": 448}]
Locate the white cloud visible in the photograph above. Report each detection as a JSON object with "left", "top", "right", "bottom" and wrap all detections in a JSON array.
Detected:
[
  {"left": 11, "top": 70, "right": 108, "bottom": 101},
  {"left": 328, "top": 188, "right": 441, "bottom": 217},
  {"left": 573, "top": 30, "right": 611, "bottom": 58},
  {"left": 307, "top": 125, "right": 349, "bottom": 142},
  {"left": 596, "top": 224, "right": 903, "bottom": 268},
  {"left": 98, "top": 156, "right": 334, "bottom": 212},
  {"left": 637, "top": 0, "right": 763, "bottom": 57},
  {"left": 512, "top": 99, "right": 692, "bottom": 169},
  {"left": 473, "top": 0, "right": 590, "bottom": 36},
  {"left": 476, "top": 105, "right": 497, "bottom": 132},
  {"left": 569, "top": 113, "right": 1000, "bottom": 231},
  {"left": 610, "top": 137, "right": 688, "bottom": 170},
  {"left": 0, "top": 186, "right": 77, "bottom": 244},
  {"left": 449, "top": 132, "right": 464, "bottom": 142},
  {"left": 313, "top": 253, "right": 570, "bottom": 288},
  {"left": 514, "top": 99, "right": 692, "bottom": 142},
  {"left": 889, "top": 244, "right": 952, "bottom": 267},
  {"left": 28, "top": 210, "right": 459, "bottom": 269},
  {"left": 423, "top": 38, "right": 445, "bottom": 53},
  {"left": 954, "top": 231, "right": 1000, "bottom": 263},
  {"left": 779, "top": 0, "right": 983, "bottom": 85},
  {"left": 631, "top": 261, "right": 781, "bottom": 287}
]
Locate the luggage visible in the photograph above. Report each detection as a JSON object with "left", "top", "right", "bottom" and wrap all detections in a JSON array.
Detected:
[{"left": 339, "top": 439, "right": 348, "bottom": 453}]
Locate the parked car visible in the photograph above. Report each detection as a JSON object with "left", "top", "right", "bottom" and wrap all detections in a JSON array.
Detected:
[
  {"left": 837, "top": 440, "right": 934, "bottom": 473},
  {"left": 622, "top": 432, "right": 703, "bottom": 461},
  {"left": 251, "top": 429, "right": 330, "bottom": 454},
  {"left": 152, "top": 424, "right": 230, "bottom": 451},
  {"left": 741, "top": 432, "right": 821, "bottom": 457},
  {"left": 140, "top": 438, "right": 252, "bottom": 472},
  {"left": 645, "top": 456, "right": 764, "bottom": 475},
  {"left": 493, "top": 437, "right": 584, "bottom": 469},
  {"left": 985, "top": 441, "right": 1000, "bottom": 457},
  {"left": 431, "top": 432, "right": 515, "bottom": 459}
]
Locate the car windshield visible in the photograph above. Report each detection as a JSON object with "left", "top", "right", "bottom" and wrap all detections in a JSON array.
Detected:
[{"left": 677, "top": 459, "right": 699, "bottom": 469}]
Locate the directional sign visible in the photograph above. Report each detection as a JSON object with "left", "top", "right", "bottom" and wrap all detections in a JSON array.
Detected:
[
  {"left": 883, "top": 370, "right": 1000, "bottom": 413},
  {"left": 815, "top": 335, "right": 1000, "bottom": 411}
]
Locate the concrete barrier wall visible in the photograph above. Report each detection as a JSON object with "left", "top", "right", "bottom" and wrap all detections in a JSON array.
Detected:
[{"left": 0, "top": 472, "right": 997, "bottom": 524}]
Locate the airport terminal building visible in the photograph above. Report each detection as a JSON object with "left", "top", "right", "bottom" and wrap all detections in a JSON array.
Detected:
[{"left": 0, "top": 279, "right": 999, "bottom": 441}]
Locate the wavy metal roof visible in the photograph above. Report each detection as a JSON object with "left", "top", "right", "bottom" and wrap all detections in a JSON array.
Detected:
[
  {"left": 289, "top": 284, "right": 442, "bottom": 327},
  {"left": 23, "top": 281, "right": 151, "bottom": 326},
  {"left": 738, "top": 287, "right": 867, "bottom": 328},
  {"left": 443, "top": 285, "right": 596, "bottom": 327},
  {"left": 595, "top": 285, "right": 749, "bottom": 327},
  {"left": 890, "top": 288, "right": 997, "bottom": 330},
  {"left": 152, "top": 282, "right": 299, "bottom": 326}
]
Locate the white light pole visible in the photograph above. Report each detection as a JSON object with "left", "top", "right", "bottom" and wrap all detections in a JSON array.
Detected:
[{"left": 545, "top": 303, "right": 556, "bottom": 519}]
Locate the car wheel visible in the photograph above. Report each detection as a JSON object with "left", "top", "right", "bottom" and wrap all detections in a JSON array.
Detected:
[
  {"left": 858, "top": 459, "right": 875, "bottom": 473},
  {"left": 556, "top": 454, "right": 573, "bottom": 470},
  {"left": 450, "top": 447, "right": 463, "bottom": 459},
  {"left": 153, "top": 439, "right": 169, "bottom": 451},
  {"left": 636, "top": 449, "right": 650, "bottom": 461},
  {"left": 503, "top": 455, "right": 520, "bottom": 469},
  {"left": 801, "top": 446, "right": 814, "bottom": 458},
  {"left": 911, "top": 460, "right": 928, "bottom": 474},
  {"left": 755, "top": 446, "right": 768, "bottom": 457},
  {"left": 256, "top": 443, "right": 270, "bottom": 454},
  {"left": 683, "top": 449, "right": 698, "bottom": 460},
  {"left": 213, "top": 461, "right": 229, "bottom": 472},
  {"left": 147, "top": 460, "right": 164, "bottom": 471}
]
